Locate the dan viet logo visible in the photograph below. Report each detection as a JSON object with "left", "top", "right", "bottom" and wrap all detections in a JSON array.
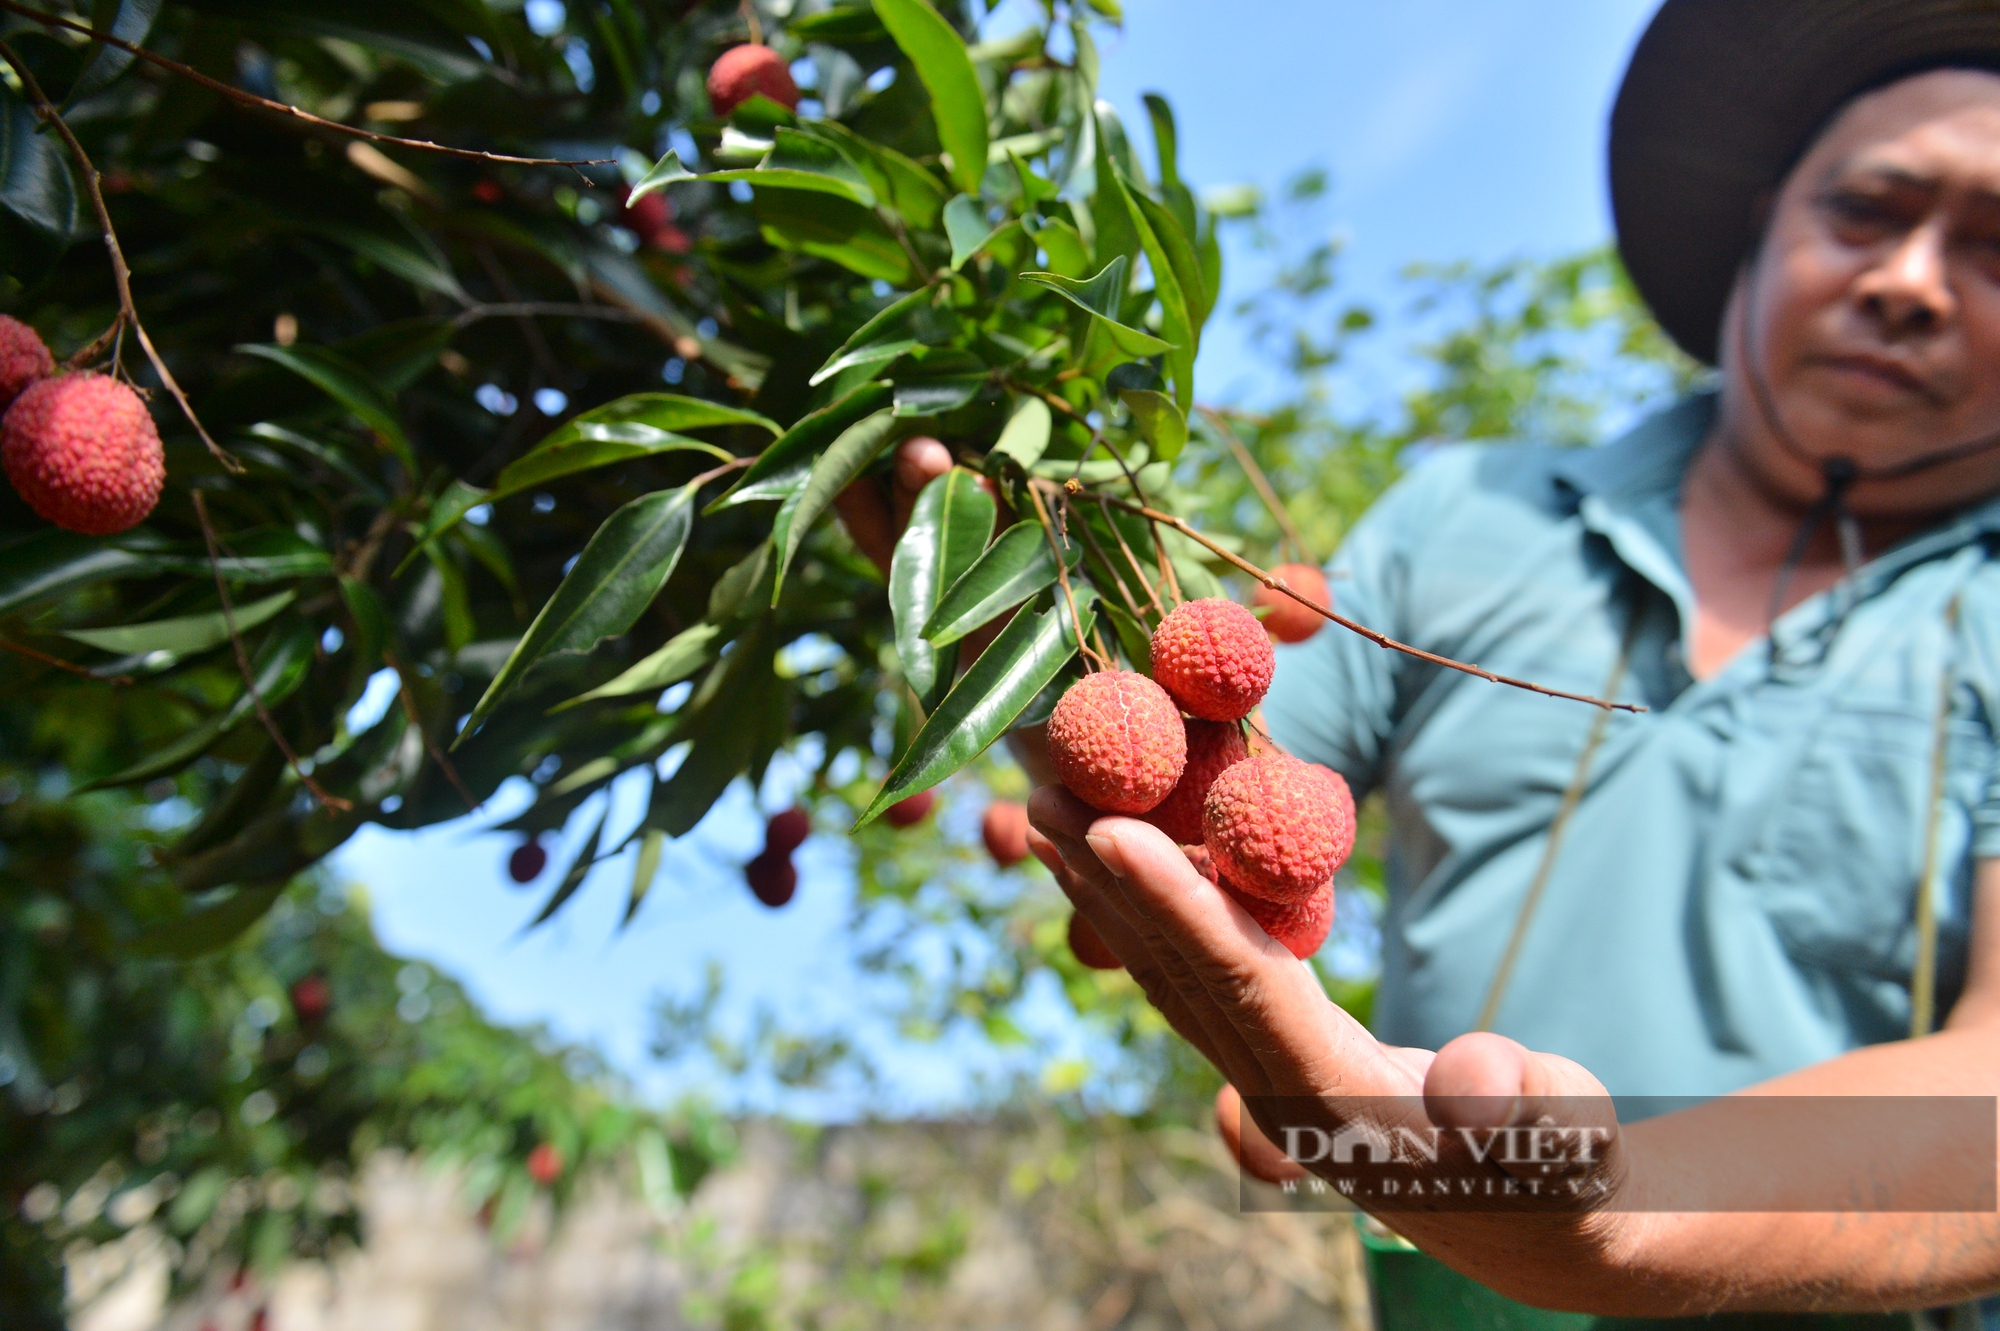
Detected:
[{"left": 1276, "top": 1117, "right": 1617, "bottom": 1202}]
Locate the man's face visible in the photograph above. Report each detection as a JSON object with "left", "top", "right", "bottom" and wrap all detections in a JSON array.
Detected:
[{"left": 1723, "top": 68, "right": 2000, "bottom": 516}]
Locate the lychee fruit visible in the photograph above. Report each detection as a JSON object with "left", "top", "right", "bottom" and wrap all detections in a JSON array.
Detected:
[
  {"left": 289, "top": 973, "right": 331, "bottom": 1026},
  {"left": 526, "top": 1142, "right": 563, "bottom": 1186},
  {"left": 1046, "top": 670, "right": 1187, "bottom": 814},
  {"left": 765, "top": 806, "right": 811, "bottom": 855},
  {"left": 884, "top": 789, "right": 935, "bottom": 828},
  {"left": 707, "top": 44, "right": 800, "bottom": 118},
  {"left": 614, "top": 186, "right": 693, "bottom": 254},
  {"left": 1203, "top": 754, "right": 1355, "bottom": 904},
  {"left": 746, "top": 850, "right": 797, "bottom": 907},
  {"left": 2, "top": 373, "right": 164, "bottom": 535},
  {"left": 1253, "top": 563, "right": 1331, "bottom": 644},
  {"left": 1067, "top": 911, "right": 1121, "bottom": 970},
  {"left": 0, "top": 315, "right": 53, "bottom": 411},
  {"left": 982, "top": 800, "right": 1029, "bottom": 868},
  {"left": 1149, "top": 598, "right": 1275, "bottom": 722},
  {"left": 507, "top": 839, "right": 547, "bottom": 883},
  {"left": 1224, "top": 876, "right": 1334, "bottom": 959},
  {"left": 1143, "top": 719, "right": 1248, "bottom": 844}
]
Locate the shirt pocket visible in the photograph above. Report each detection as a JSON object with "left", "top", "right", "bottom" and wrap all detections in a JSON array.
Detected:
[{"left": 1742, "top": 695, "right": 1988, "bottom": 981}]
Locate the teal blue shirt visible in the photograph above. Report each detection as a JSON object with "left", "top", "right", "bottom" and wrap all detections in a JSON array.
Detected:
[{"left": 1265, "top": 394, "right": 2000, "bottom": 1096}]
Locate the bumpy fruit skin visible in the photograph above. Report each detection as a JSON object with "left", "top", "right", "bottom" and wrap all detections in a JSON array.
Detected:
[
  {"left": 1144, "top": 719, "right": 1248, "bottom": 844},
  {"left": 1067, "top": 912, "right": 1121, "bottom": 970},
  {"left": 746, "top": 850, "right": 797, "bottom": 907},
  {"left": 1203, "top": 755, "right": 1355, "bottom": 903},
  {"left": 707, "top": 44, "right": 800, "bottom": 117},
  {"left": 1046, "top": 670, "right": 1187, "bottom": 814},
  {"left": 1150, "top": 598, "right": 1275, "bottom": 721},
  {"left": 982, "top": 800, "right": 1029, "bottom": 868},
  {"left": 1253, "top": 564, "right": 1331, "bottom": 644},
  {"left": 3, "top": 374, "right": 164, "bottom": 535},
  {"left": 884, "top": 789, "right": 936, "bottom": 828},
  {"left": 526, "top": 1143, "right": 564, "bottom": 1186},
  {"left": 507, "top": 840, "right": 548, "bottom": 883},
  {"left": 765, "top": 807, "right": 811, "bottom": 855},
  {"left": 0, "top": 315, "right": 53, "bottom": 411},
  {"left": 1224, "top": 877, "right": 1335, "bottom": 959}
]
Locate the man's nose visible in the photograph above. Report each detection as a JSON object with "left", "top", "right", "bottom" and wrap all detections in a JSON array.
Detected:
[{"left": 1855, "top": 221, "right": 1955, "bottom": 337}]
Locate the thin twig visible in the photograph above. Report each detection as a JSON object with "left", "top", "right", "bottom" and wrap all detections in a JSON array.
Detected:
[
  {"left": 191, "top": 492, "right": 353, "bottom": 811},
  {"left": 739, "top": 0, "right": 765, "bottom": 46},
  {"left": 1095, "top": 491, "right": 1645, "bottom": 714},
  {"left": 0, "top": 39, "right": 239, "bottom": 470},
  {"left": 0, "top": 636, "right": 131, "bottom": 685},
  {"left": 1025, "top": 480, "right": 1104, "bottom": 670},
  {"left": 385, "top": 651, "right": 479, "bottom": 811},
  {"left": 62, "top": 309, "right": 125, "bottom": 372},
  {"left": 1067, "top": 494, "right": 1147, "bottom": 626},
  {"left": 1199, "top": 406, "right": 1309, "bottom": 563},
  {"left": 1095, "top": 493, "right": 1164, "bottom": 616},
  {"left": 0, "top": 2, "right": 616, "bottom": 170}
]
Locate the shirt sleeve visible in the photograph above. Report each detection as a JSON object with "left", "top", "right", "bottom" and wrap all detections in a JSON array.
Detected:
[{"left": 1262, "top": 450, "right": 1463, "bottom": 800}]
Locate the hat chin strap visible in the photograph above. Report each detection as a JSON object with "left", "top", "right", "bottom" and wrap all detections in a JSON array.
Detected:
[{"left": 1732, "top": 255, "right": 2000, "bottom": 636}]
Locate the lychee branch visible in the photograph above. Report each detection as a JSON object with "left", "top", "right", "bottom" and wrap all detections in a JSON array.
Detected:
[
  {"left": 0, "top": 39, "right": 240, "bottom": 471},
  {"left": 1093, "top": 491, "right": 1646, "bottom": 714},
  {"left": 191, "top": 492, "right": 353, "bottom": 813},
  {"left": 1094, "top": 492, "right": 1165, "bottom": 617},
  {"left": 1024, "top": 478, "right": 1108, "bottom": 671},
  {"left": 0, "top": 2, "right": 617, "bottom": 171}
]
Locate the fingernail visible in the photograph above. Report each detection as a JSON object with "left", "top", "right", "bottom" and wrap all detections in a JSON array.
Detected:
[{"left": 1085, "top": 832, "right": 1128, "bottom": 878}]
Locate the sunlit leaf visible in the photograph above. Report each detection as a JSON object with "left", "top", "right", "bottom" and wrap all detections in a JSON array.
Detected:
[
  {"left": 627, "top": 148, "right": 696, "bottom": 202},
  {"left": 62, "top": 590, "right": 296, "bottom": 656},
  {"left": 890, "top": 469, "right": 995, "bottom": 709},
  {"left": 992, "top": 396, "right": 1052, "bottom": 468},
  {"left": 1117, "top": 389, "right": 1187, "bottom": 462},
  {"left": 872, "top": 0, "right": 989, "bottom": 195},
  {"left": 722, "top": 380, "right": 892, "bottom": 500},
  {"left": 923, "top": 520, "right": 1080, "bottom": 646},
  {"left": 553, "top": 622, "right": 727, "bottom": 710},
  {"left": 771, "top": 409, "right": 900, "bottom": 602},
  {"left": 810, "top": 288, "right": 930, "bottom": 387}
]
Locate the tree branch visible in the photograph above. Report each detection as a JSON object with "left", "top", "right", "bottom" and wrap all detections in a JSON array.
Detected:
[{"left": 0, "top": 2, "right": 616, "bottom": 170}]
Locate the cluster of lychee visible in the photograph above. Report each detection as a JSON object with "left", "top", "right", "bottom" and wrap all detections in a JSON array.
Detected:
[
  {"left": 0, "top": 315, "right": 166, "bottom": 536},
  {"left": 1048, "top": 597, "right": 1354, "bottom": 966}
]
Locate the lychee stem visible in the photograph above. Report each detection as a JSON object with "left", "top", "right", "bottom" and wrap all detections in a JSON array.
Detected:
[
  {"left": 1200, "top": 405, "right": 1311, "bottom": 565},
  {"left": 1026, "top": 479, "right": 1108, "bottom": 671},
  {"left": 1093, "top": 490, "right": 1647, "bottom": 715},
  {"left": 0, "top": 1, "right": 615, "bottom": 171},
  {"left": 0, "top": 39, "right": 240, "bottom": 474},
  {"left": 1067, "top": 495, "right": 1149, "bottom": 625},
  {"left": 192, "top": 493, "right": 353, "bottom": 814},
  {"left": 737, "top": 0, "right": 765, "bottom": 49},
  {"left": 1093, "top": 492, "right": 1165, "bottom": 617}
]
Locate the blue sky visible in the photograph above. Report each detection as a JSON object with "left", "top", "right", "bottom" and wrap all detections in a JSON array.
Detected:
[{"left": 338, "top": 0, "right": 1661, "bottom": 1116}]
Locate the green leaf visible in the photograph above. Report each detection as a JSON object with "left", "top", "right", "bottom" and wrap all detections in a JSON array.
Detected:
[
  {"left": 704, "top": 162, "right": 875, "bottom": 207},
  {"left": 1009, "top": 149, "right": 1059, "bottom": 209},
  {"left": 1026, "top": 216, "right": 1090, "bottom": 278},
  {"left": 68, "top": 0, "right": 162, "bottom": 103},
  {"left": 312, "top": 223, "right": 469, "bottom": 303},
  {"left": 1130, "top": 183, "right": 1212, "bottom": 338},
  {"left": 1023, "top": 253, "right": 1127, "bottom": 320},
  {"left": 872, "top": 0, "right": 989, "bottom": 195},
  {"left": 396, "top": 480, "right": 491, "bottom": 575},
  {"left": 0, "top": 83, "right": 80, "bottom": 242},
  {"left": 1142, "top": 92, "right": 1180, "bottom": 189},
  {"left": 625, "top": 828, "right": 666, "bottom": 928},
  {"left": 752, "top": 190, "right": 917, "bottom": 284},
  {"left": 130, "top": 882, "right": 286, "bottom": 959},
  {"left": 944, "top": 194, "right": 1014, "bottom": 270},
  {"left": 721, "top": 380, "right": 892, "bottom": 500},
  {"left": 62, "top": 590, "right": 296, "bottom": 656},
  {"left": 552, "top": 622, "right": 726, "bottom": 711},
  {"left": 84, "top": 619, "right": 318, "bottom": 789},
  {"left": 340, "top": 576, "right": 389, "bottom": 666},
  {"left": 235, "top": 343, "right": 417, "bottom": 473},
  {"left": 526, "top": 803, "right": 609, "bottom": 929},
  {"left": 1117, "top": 389, "right": 1187, "bottom": 462},
  {"left": 706, "top": 462, "right": 807, "bottom": 513},
  {"left": 857, "top": 589, "right": 1095, "bottom": 825},
  {"left": 1101, "top": 156, "right": 1196, "bottom": 406},
  {"left": 923, "top": 520, "right": 1080, "bottom": 646},
  {"left": 458, "top": 484, "right": 698, "bottom": 742},
  {"left": 991, "top": 396, "right": 1052, "bottom": 468},
  {"left": 890, "top": 469, "right": 996, "bottom": 709},
  {"left": 628, "top": 148, "right": 696, "bottom": 202},
  {"left": 809, "top": 288, "right": 930, "bottom": 387},
  {"left": 800, "top": 121, "right": 948, "bottom": 230},
  {"left": 771, "top": 410, "right": 900, "bottom": 602},
  {"left": 1100, "top": 599, "right": 1153, "bottom": 673},
  {"left": 892, "top": 374, "right": 986, "bottom": 417}
]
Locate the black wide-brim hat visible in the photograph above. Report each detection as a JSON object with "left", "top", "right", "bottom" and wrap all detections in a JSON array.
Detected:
[{"left": 1611, "top": 0, "right": 2000, "bottom": 365}]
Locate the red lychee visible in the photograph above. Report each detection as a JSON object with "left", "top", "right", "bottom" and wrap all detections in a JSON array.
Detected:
[
  {"left": 1252, "top": 564, "right": 1331, "bottom": 644},
  {"left": 289, "top": 973, "right": 331, "bottom": 1026},
  {"left": 1046, "top": 670, "right": 1187, "bottom": 814},
  {"left": 507, "top": 839, "right": 547, "bottom": 883},
  {"left": 707, "top": 44, "right": 800, "bottom": 118},
  {"left": 982, "top": 800, "right": 1029, "bottom": 868},
  {"left": 614, "top": 187, "right": 693, "bottom": 254},
  {"left": 765, "top": 806, "right": 811, "bottom": 855},
  {"left": 884, "top": 789, "right": 935, "bottom": 828},
  {"left": 1223, "top": 876, "right": 1334, "bottom": 959},
  {"left": 1143, "top": 719, "right": 1248, "bottom": 845},
  {"left": 1149, "top": 598, "right": 1275, "bottom": 722},
  {"left": 0, "top": 315, "right": 53, "bottom": 411},
  {"left": 746, "top": 850, "right": 797, "bottom": 907},
  {"left": 2, "top": 373, "right": 164, "bottom": 535},
  {"left": 1203, "top": 754, "right": 1355, "bottom": 904},
  {"left": 526, "top": 1142, "right": 563, "bottom": 1186},
  {"left": 1067, "top": 911, "right": 1121, "bottom": 970}
]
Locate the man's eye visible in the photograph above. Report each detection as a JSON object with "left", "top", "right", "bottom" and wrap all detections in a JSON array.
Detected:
[{"left": 1822, "top": 191, "right": 1895, "bottom": 228}]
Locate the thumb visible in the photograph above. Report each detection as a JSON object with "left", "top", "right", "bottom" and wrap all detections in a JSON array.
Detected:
[{"left": 1423, "top": 1032, "right": 1624, "bottom": 1198}]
